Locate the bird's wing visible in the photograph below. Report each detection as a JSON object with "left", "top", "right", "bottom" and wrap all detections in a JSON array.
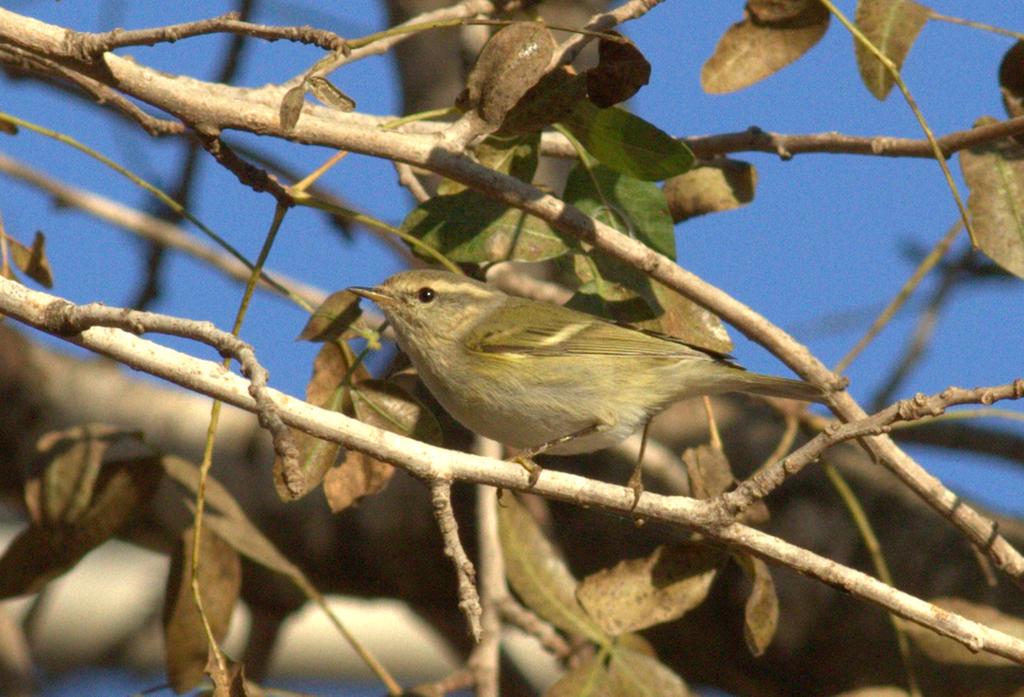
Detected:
[{"left": 463, "top": 299, "right": 724, "bottom": 360}]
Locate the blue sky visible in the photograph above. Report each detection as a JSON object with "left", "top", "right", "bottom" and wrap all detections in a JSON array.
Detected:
[{"left": 2, "top": 1, "right": 1022, "bottom": 515}]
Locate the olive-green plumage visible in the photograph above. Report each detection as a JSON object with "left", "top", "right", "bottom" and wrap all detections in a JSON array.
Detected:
[{"left": 351, "top": 270, "right": 823, "bottom": 455}]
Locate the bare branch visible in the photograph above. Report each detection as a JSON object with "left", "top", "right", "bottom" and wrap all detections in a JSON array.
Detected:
[
  {"left": 431, "top": 480, "right": 482, "bottom": 642},
  {"left": 65, "top": 11, "right": 348, "bottom": 59},
  {"left": 193, "top": 125, "right": 295, "bottom": 207},
  {"left": 1, "top": 283, "right": 298, "bottom": 475}
]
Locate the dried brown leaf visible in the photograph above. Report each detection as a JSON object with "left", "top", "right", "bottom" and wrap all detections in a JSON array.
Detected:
[
  {"left": 736, "top": 553, "right": 779, "bottom": 656},
  {"left": 273, "top": 342, "right": 356, "bottom": 502},
  {"left": 296, "top": 290, "right": 363, "bottom": 343},
  {"left": 323, "top": 449, "right": 394, "bottom": 513},
  {"left": 960, "top": 119, "right": 1024, "bottom": 278},
  {"left": 279, "top": 85, "right": 306, "bottom": 131},
  {"left": 1000, "top": 42, "right": 1024, "bottom": 122},
  {"left": 749, "top": 0, "right": 815, "bottom": 22},
  {"left": 0, "top": 455, "right": 163, "bottom": 598},
  {"left": 904, "top": 597, "right": 1023, "bottom": 667},
  {"left": 586, "top": 32, "right": 651, "bottom": 108},
  {"left": 462, "top": 22, "right": 556, "bottom": 128},
  {"left": 31, "top": 424, "right": 141, "bottom": 524},
  {"left": 205, "top": 649, "right": 249, "bottom": 697},
  {"left": 635, "top": 281, "right": 734, "bottom": 355},
  {"left": 307, "top": 76, "right": 356, "bottom": 112},
  {"left": 681, "top": 444, "right": 735, "bottom": 499},
  {"left": 663, "top": 158, "right": 757, "bottom": 222},
  {"left": 854, "top": 0, "right": 930, "bottom": 100},
  {"left": 163, "top": 526, "right": 242, "bottom": 693},
  {"left": 576, "top": 541, "right": 725, "bottom": 636},
  {"left": 701, "top": 1, "right": 830, "bottom": 94},
  {"left": 8, "top": 231, "right": 53, "bottom": 288}
]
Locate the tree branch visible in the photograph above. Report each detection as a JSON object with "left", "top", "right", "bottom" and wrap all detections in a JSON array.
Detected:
[{"left": 2, "top": 275, "right": 1024, "bottom": 666}]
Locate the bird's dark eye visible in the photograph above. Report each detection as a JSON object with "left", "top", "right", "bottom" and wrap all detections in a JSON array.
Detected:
[{"left": 417, "top": 287, "right": 436, "bottom": 303}]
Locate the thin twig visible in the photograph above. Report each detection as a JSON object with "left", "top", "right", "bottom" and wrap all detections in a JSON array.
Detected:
[
  {"left": 193, "top": 125, "right": 294, "bottom": 207},
  {"left": 0, "top": 152, "right": 325, "bottom": 309},
  {"left": 66, "top": 11, "right": 348, "bottom": 59},
  {"left": 835, "top": 220, "right": 963, "bottom": 374},
  {"left": 871, "top": 244, "right": 971, "bottom": 409},
  {"left": 431, "top": 480, "right": 483, "bottom": 642},
  {"left": 498, "top": 597, "right": 573, "bottom": 659},
  {"left": 722, "top": 381, "right": 1024, "bottom": 515},
  {"left": 0, "top": 45, "right": 182, "bottom": 136},
  {"left": 394, "top": 161, "right": 431, "bottom": 203},
  {"left": 471, "top": 437, "right": 505, "bottom": 697}
]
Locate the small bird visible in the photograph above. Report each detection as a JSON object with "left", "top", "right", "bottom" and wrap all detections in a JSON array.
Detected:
[{"left": 350, "top": 270, "right": 824, "bottom": 492}]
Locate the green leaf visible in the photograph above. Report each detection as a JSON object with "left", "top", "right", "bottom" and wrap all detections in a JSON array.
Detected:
[
  {"left": 401, "top": 191, "right": 569, "bottom": 263},
  {"left": 605, "top": 647, "right": 692, "bottom": 697},
  {"left": 701, "top": 1, "right": 830, "bottom": 94},
  {"left": 438, "top": 133, "right": 540, "bottom": 196},
  {"left": 854, "top": 0, "right": 930, "bottom": 100},
  {"left": 498, "top": 493, "right": 606, "bottom": 642},
  {"left": 560, "top": 159, "right": 673, "bottom": 317},
  {"left": 561, "top": 102, "right": 694, "bottom": 181},
  {"left": 960, "top": 119, "right": 1024, "bottom": 278},
  {"left": 563, "top": 162, "right": 675, "bottom": 259}
]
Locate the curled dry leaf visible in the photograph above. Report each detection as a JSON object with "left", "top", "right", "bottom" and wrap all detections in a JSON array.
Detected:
[
  {"left": 682, "top": 443, "right": 735, "bottom": 499},
  {"left": 497, "top": 492, "right": 606, "bottom": 642},
  {"left": 854, "top": 0, "right": 930, "bottom": 100},
  {"left": 163, "top": 526, "right": 242, "bottom": 693},
  {"left": 999, "top": 41, "right": 1024, "bottom": 121},
  {"left": 701, "top": 1, "right": 830, "bottom": 94},
  {"left": 960, "top": 118, "right": 1024, "bottom": 278},
  {"left": 663, "top": 158, "right": 757, "bottom": 223},
  {"left": 586, "top": 32, "right": 652, "bottom": 108},
  {"left": 307, "top": 75, "right": 356, "bottom": 112},
  {"left": 576, "top": 541, "right": 725, "bottom": 636},
  {"left": 205, "top": 649, "right": 249, "bottom": 697},
  {"left": 735, "top": 553, "right": 779, "bottom": 656},
  {"left": 461, "top": 22, "right": 556, "bottom": 129},
  {"left": 903, "top": 596, "right": 1024, "bottom": 667}
]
